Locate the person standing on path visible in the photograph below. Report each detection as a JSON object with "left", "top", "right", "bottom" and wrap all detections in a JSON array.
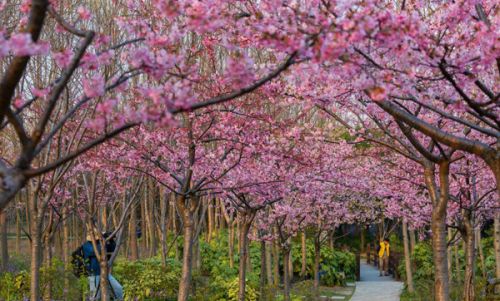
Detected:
[{"left": 378, "top": 238, "right": 390, "bottom": 276}]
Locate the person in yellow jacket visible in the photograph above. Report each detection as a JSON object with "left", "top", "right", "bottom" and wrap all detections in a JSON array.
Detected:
[{"left": 378, "top": 238, "right": 390, "bottom": 276}]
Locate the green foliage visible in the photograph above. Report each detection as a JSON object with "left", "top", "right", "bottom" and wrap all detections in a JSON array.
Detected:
[
  {"left": 226, "top": 278, "right": 258, "bottom": 301},
  {"left": 0, "top": 270, "right": 29, "bottom": 301},
  {"left": 400, "top": 237, "right": 498, "bottom": 301},
  {"left": 291, "top": 239, "right": 355, "bottom": 286},
  {"left": 195, "top": 232, "right": 260, "bottom": 301},
  {"left": 0, "top": 258, "right": 85, "bottom": 301},
  {"left": 113, "top": 257, "right": 181, "bottom": 301}
]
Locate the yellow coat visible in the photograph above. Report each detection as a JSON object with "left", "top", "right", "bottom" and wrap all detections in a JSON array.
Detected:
[{"left": 378, "top": 242, "right": 390, "bottom": 257}]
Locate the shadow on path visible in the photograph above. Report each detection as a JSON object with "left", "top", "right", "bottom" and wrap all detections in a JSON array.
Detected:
[{"left": 350, "top": 259, "right": 403, "bottom": 301}]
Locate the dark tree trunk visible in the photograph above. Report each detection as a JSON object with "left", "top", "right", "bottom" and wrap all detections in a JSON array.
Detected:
[
  {"left": 0, "top": 209, "right": 8, "bottom": 271},
  {"left": 282, "top": 246, "right": 292, "bottom": 301},
  {"left": 314, "top": 236, "right": 321, "bottom": 289}
]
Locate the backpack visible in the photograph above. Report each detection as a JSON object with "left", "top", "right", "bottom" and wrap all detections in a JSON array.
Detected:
[
  {"left": 376, "top": 244, "right": 381, "bottom": 253},
  {"left": 71, "top": 246, "right": 89, "bottom": 277}
]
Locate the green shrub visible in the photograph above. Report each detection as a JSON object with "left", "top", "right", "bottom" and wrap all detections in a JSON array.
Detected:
[
  {"left": 113, "top": 257, "right": 181, "bottom": 301},
  {"left": 291, "top": 240, "right": 355, "bottom": 286}
]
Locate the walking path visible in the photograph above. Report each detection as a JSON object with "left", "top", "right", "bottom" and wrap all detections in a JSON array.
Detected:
[{"left": 350, "top": 259, "right": 403, "bottom": 301}]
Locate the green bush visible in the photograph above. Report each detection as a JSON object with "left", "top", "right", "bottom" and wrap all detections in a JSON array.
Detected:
[
  {"left": 0, "top": 258, "right": 85, "bottom": 301},
  {"left": 291, "top": 240, "right": 355, "bottom": 286},
  {"left": 113, "top": 257, "right": 181, "bottom": 301}
]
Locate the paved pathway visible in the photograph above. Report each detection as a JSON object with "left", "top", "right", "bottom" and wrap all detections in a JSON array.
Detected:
[{"left": 350, "top": 260, "right": 403, "bottom": 301}]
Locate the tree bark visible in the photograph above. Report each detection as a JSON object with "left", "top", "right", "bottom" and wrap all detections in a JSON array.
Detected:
[
  {"left": 260, "top": 239, "right": 267, "bottom": 300},
  {"left": 425, "top": 162, "right": 450, "bottom": 301},
  {"left": 282, "top": 246, "right": 292, "bottom": 301},
  {"left": 129, "top": 204, "right": 139, "bottom": 260},
  {"left": 475, "top": 226, "right": 486, "bottom": 279},
  {"left": 0, "top": 209, "right": 8, "bottom": 271},
  {"left": 160, "top": 191, "right": 168, "bottom": 266},
  {"left": 238, "top": 212, "right": 254, "bottom": 301},
  {"left": 494, "top": 212, "right": 500, "bottom": 284},
  {"left": 314, "top": 236, "right": 321, "bottom": 289},
  {"left": 301, "top": 231, "right": 307, "bottom": 279},
  {"left": 229, "top": 221, "right": 235, "bottom": 268},
  {"left": 409, "top": 229, "right": 416, "bottom": 256},
  {"left": 462, "top": 215, "right": 475, "bottom": 301},
  {"left": 403, "top": 221, "right": 414, "bottom": 293},
  {"left": 265, "top": 240, "right": 273, "bottom": 285},
  {"left": 29, "top": 198, "right": 43, "bottom": 301},
  {"left": 177, "top": 201, "right": 194, "bottom": 301}
]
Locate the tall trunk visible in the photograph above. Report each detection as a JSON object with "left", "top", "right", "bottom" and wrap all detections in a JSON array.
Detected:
[
  {"left": 462, "top": 215, "right": 475, "bottom": 301},
  {"left": 265, "top": 240, "right": 273, "bottom": 285},
  {"left": 0, "top": 209, "right": 8, "bottom": 271},
  {"left": 288, "top": 244, "right": 293, "bottom": 283},
  {"left": 260, "top": 239, "right": 267, "bottom": 300},
  {"left": 402, "top": 221, "right": 414, "bottom": 293},
  {"left": 313, "top": 236, "right": 321, "bottom": 289},
  {"left": 100, "top": 260, "right": 110, "bottom": 301},
  {"left": 282, "top": 246, "right": 292, "bottom": 301},
  {"left": 493, "top": 212, "right": 500, "bottom": 283},
  {"left": 238, "top": 215, "right": 252, "bottom": 301},
  {"left": 160, "top": 192, "right": 168, "bottom": 266},
  {"left": 273, "top": 238, "right": 279, "bottom": 286},
  {"left": 62, "top": 207, "right": 70, "bottom": 299},
  {"left": 43, "top": 234, "right": 53, "bottom": 301},
  {"left": 177, "top": 208, "right": 194, "bottom": 301},
  {"left": 140, "top": 195, "right": 147, "bottom": 253},
  {"left": 409, "top": 229, "right": 416, "bottom": 256},
  {"left": 30, "top": 207, "right": 43, "bottom": 301},
  {"left": 447, "top": 228, "right": 453, "bottom": 282},
  {"left": 475, "top": 226, "right": 486, "bottom": 279},
  {"left": 300, "top": 232, "right": 307, "bottom": 279},
  {"left": 207, "top": 198, "right": 214, "bottom": 242},
  {"left": 229, "top": 221, "right": 235, "bottom": 268},
  {"left": 16, "top": 203, "right": 21, "bottom": 255},
  {"left": 428, "top": 162, "right": 450, "bottom": 301},
  {"left": 147, "top": 195, "right": 157, "bottom": 257},
  {"left": 171, "top": 199, "right": 179, "bottom": 260},
  {"left": 129, "top": 204, "right": 139, "bottom": 260}
]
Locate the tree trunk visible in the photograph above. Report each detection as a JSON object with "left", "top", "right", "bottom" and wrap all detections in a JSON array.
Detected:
[
  {"left": 301, "top": 232, "right": 307, "bottom": 279},
  {"left": 402, "top": 221, "right": 414, "bottom": 293},
  {"left": 62, "top": 207, "right": 70, "bottom": 299},
  {"left": 238, "top": 214, "right": 253, "bottom": 301},
  {"left": 29, "top": 192, "right": 44, "bottom": 301},
  {"left": 409, "top": 229, "right": 416, "bottom": 256},
  {"left": 207, "top": 198, "right": 214, "bottom": 242},
  {"left": 129, "top": 204, "right": 139, "bottom": 260},
  {"left": 265, "top": 240, "right": 273, "bottom": 285},
  {"left": 314, "top": 237, "right": 321, "bottom": 289},
  {"left": 160, "top": 192, "right": 168, "bottom": 266},
  {"left": 475, "top": 226, "right": 486, "bottom": 279},
  {"left": 100, "top": 260, "right": 111, "bottom": 301},
  {"left": 260, "top": 239, "right": 267, "bottom": 300},
  {"left": 43, "top": 235, "right": 53, "bottom": 301},
  {"left": 462, "top": 216, "right": 475, "bottom": 301},
  {"left": 229, "top": 221, "right": 235, "bottom": 268},
  {"left": 493, "top": 212, "right": 500, "bottom": 284},
  {"left": 0, "top": 209, "right": 8, "bottom": 271},
  {"left": 282, "top": 246, "right": 292, "bottom": 301},
  {"left": 424, "top": 162, "right": 450, "bottom": 301},
  {"left": 447, "top": 228, "right": 453, "bottom": 282},
  {"left": 288, "top": 243, "right": 293, "bottom": 283},
  {"left": 16, "top": 203, "right": 21, "bottom": 255},
  {"left": 177, "top": 209, "right": 194, "bottom": 301}
]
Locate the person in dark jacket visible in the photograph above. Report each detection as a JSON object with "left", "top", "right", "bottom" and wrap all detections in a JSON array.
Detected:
[{"left": 82, "top": 229, "right": 123, "bottom": 300}]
